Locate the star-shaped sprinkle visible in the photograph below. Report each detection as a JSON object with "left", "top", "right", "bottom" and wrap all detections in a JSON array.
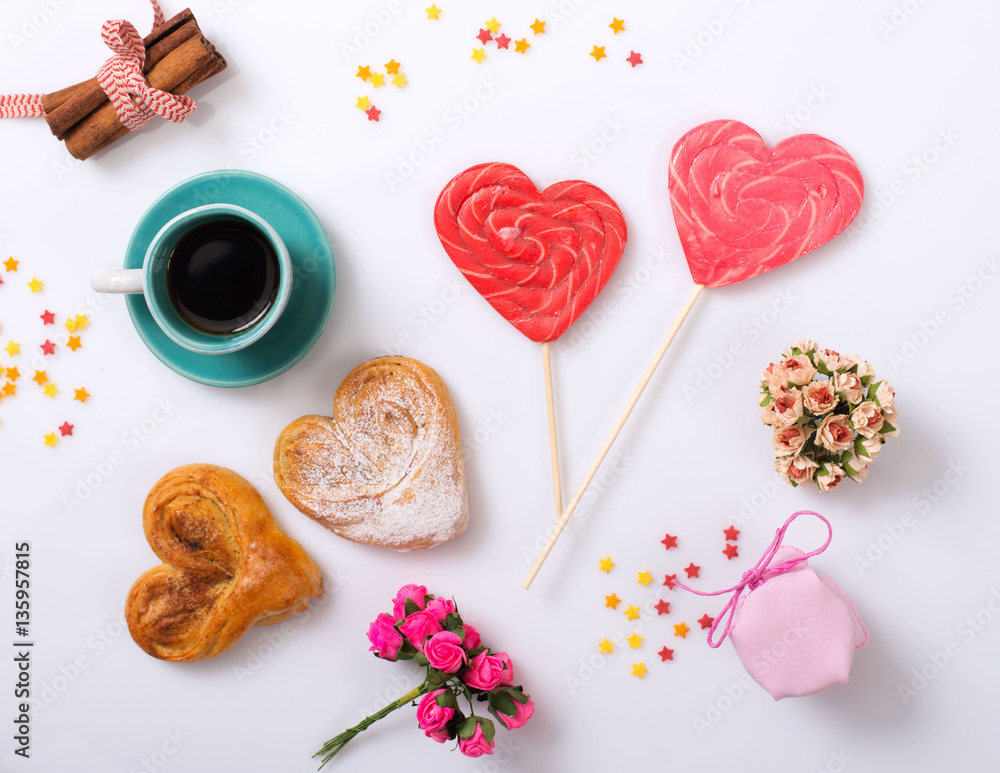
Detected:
[
  {"left": 609, "top": 17, "right": 625, "bottom": 34},
  {"left": 655, "top": 599, "right": 671, "bottom": 615},
  {"left": 626, "top": 50, "right": 643, "bottom": 67},
  {"left": 626, "top": 632, "right": 643, "bottom": 649},
  {"left": 723, "top": 544, "right": 739, "bottom": 560},
  {"left": 684, "top": 562, "right": 701, "bottom": 578},
  {"left": 2, "top": 382, "right": 15, "bottom": 397},
  {"left": 530, "top": 18, "right": 546, "bottom": 35},
  {"left": 3, "top": 257, "right": 18, "bottom": 271},
  {"left": 476, "top": 28, "right": 492, "bottom": 45},
  {"left": 674, "top": 622, "right": 690, "bottom": 638},
  {"left": 4, "top": 341, "right": 20, "bottom": 356},
  {"left": 58, "top": 421, "right": 74, "bottom": 436},
  {"left": 73, "top": 387, "right": 89, "bottom": 403},
  {"left": 74, "top": 314, "right": 89, "bottom": 330},
  {"left": 598, "top": 557, "right": 615, "bottom": 573},
  {"left": 391, "top": 73, "right": 407, "bottom": 88},
  {"left": 605, "top": 593, "right": 621, "bottom": 609},
  {"left": 514, "top": 38, "right": 530, "bottom": 53},
  {"left": 495, "top": 33, "right": 511, "bottom": 49},
  {"left": 660, "top": 533, "right": 678, "bottom": 550},
  {"left": 356, "top": 65, "right": 371, "bottom": 81},
  {"left": 68, "top": 336, "right": 82, "bottom": 352},
  {"left": 631, "top": 662, "right": 647, "bottom": 678},
  {"left": 598, "top": 638, "right": 614, "bottom": 655},
  {"left": 658, "top": 646, "right": 674, "bottom": 662},
  {"left": 637, "top": 570, "right": 653, "bottom": 587},
  {"left": 698, "top": 614, "right": 715, "bottom": 630},
  {"left": 5, "top": 367, "right": 19, "bottom": 380},
  {"left": 355, "top": 96, "right": 372, "bottom": 110},
  {"left": 64, "top": 318, "right": 77, "bottom": 333},
  {"left": 366, "top": 106, "right": 382, "bottom": 122},
  {"left": 485, "top": 17, "right": 501, "bottom": 33},
  {"left": 425, "top": 5, "right": 441, "bottom": 20},
  {"left": 27, "top": 277, "right": 43, "bottom": 293},
  {"left": 590, "top": 45, "right": 606, "bottom": 62},
  {"left": 43, "top": 383, "right": 58, "bottom": 398},
  {"left": 623, "top": 604, "right": 640, "bottom": 621},
  {"left": 40, "top": 340, "right": 56, "bottom": 355},
  {"left": 471, "top": 47, "right": 487, "bottom": 63},
  {"left": 384, "top": 59, "right": 401, "bottom": 75},
  {"left": 724, "top": 525, "right": 741, "bottom": 541},
  {"left": 40, "top": 310, "right": 55, "bottom": 325},
  {"left": 32, "top": 370, "right": 48, "bottom": 385},
  {"left": 43, "top": 433, "right": 58, "bottom": 448},
  {"left": 369, "top": 72, "right": 385, "bottom": 88},
  {"left": 662, "top": 573, "right": 677, "bottom": 589}
]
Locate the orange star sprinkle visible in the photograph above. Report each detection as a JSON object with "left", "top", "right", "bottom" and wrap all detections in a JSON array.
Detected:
[
  {"left": 356, "top": 65, "right": 372, "bottom": 81},
  {"left": 530, "top": 18, "right": 545, "bottom": 35},
  {"left": 514, "top": 38, "right": 530, "bottom": 53},
  {"left": 674, "top": 622, "right": 690, "bottom": 638},
  {"left": 2, "top": 382, "right": 15, "bottom": 397},
  {"left": 5, "top": 367, "right": 19, "bottom": 380},
  {"left": 590, "top": 45, "right": 606, "bottom": 62},
  {"left": 73, "top": 387, "right": 90, "bottom": 403},
  {"left": 2, "top": 257, "right": 17, "bottom": 271},
  {"left": 605, "top": 593, "right": 621, "bottom": 609},
  {"left": 610, "top": 17, "right": 625, "bottom": 34},
  {"left": 384, "top": 59, "right": 401, "bottom": 75},
  {"left": 32, "top": 370, "right": 48, "bottom": 385}
]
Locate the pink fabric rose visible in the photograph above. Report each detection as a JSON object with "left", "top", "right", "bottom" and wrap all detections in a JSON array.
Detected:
[
  {"left": 497, "top": 697, "right": 535, "bottom": 730},
  {"left": 424, "top": 596, "right": 456, "bottom": 623},
  {"left": 398, "top": 611, "right": 443, "bottom": 651},
  {"left": 458, "top": 721, "right": 495, "bottom": 758},
  {"left": 424, "top": 631, "right": 467, "bottom": 673},
  {"left": 392, "top": 584, "right": 429, "bottom": 618},
  {"left": 461, "top": 624, "right": 482, "bottom": 652},
  {"left": 494, "top": 652, "right": 514, "bottom": 687},
  {"left": 461, "top": 652, "right": 505, "bottom": 691},
  {"left": 367, "top": 613, "right": 403, "bottom": 661},
  {"left": 425, "top": 728, "right": 452, "bottom": 744},
  {"left": 416, "top": 689, "right": 455, "bottom": 735}
]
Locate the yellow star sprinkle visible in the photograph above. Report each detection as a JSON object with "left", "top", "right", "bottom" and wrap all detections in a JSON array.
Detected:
[
  {"left": 631, "top": 662, "right": 647, "bottom": 678},
  {"left": 674, "top": 622, "right": 690, "bottom": 638},
  {"left": 485, "top": 17, "right": 501, "bottom": 33},
  {"left": 2, "top": 382, "right": 15, "bottom": 397},
  {"left": 514, "top": 38, "right": 530, "bottom": 53},
  {"left": 32, "top": 370, "right": 48, "bottom": 385},
  {"left": 43, "top": 382, "right": 58, "bottom": 398},
  {"left": 605, "top": 593, "right": 621, "bottom": 609},
  {"left": 598, "top": 638, "right": 614, "bottom": 655},
  {"left": 471, "top": 48, "right": 486, "bottom": 63},
  {"left": 530, "top": 18, "right": 546, "bottom": 35},
  {"left": 356, "top": 65, "right": 371, "bottom": 81},
  {"left": 64, "top": 317, "right": 78, "bottom": 333},
  {"left": 609, "top": 17, "right": 625, "bottom": 34},
  {"left": 73, "top": 387, "right": 90, "bottom": 403},
  {"left": 391, "top": 72, "right": 407, "bottom": 88},
  {"left": 637, "top": 570, "right": 653, "bottom": 587},
  {"left": 425, "top": 4, "right": 441, "bottom": 20},
  {"left": 626, "top": 632, "right": 643, "bottom": 649},
  {"left": 369, "top": 72, "right": 385, "bottom": 88},
  {"left": 43, "top": 433, "right": 58, "bottom": 448},
  {"left": 623, "top": 604, "right": 640, "bottom": 621},
  {"left": 27, "top": 277, "right": 43, "bottom": 293},
  {"left": 384, "top": 59, "right": 401, "bottom": 75},
  {"left": 5, "top": 367, "right": 18, "bottom": 380},
  {"left": 590, "top": 45, "right": 606, "bottom": 62},
  {"left": 355, "top": 96, "right": 371, "bottom": 111},
  {"left": 4, "top": 341, "right": 19, "bottom": 356},
  {"left": 3, "top": 257, "right": 17, "bottom": 271},
  {"left": 598, "top": 556, "right": 615, "bottom": 573},
  {"left": 74, "top": 314, "right": 89, "bottom": 330}
]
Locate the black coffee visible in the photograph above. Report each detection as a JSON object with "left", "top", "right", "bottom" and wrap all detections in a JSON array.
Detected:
[{"left": 166, "top": 218, "right": 279, "bottom": 335}]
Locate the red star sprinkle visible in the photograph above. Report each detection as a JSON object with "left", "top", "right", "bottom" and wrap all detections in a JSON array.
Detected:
[
  {"left": 698, "top": 613, "right": 715, "bottom": 630},
  {"left": 495, "top": 33, "right": 511, "bottom": 49},
  {"left": 366, "top": 106, "right": 381, "bottom": 122},
  {"left": 684, "top": 562, "right": 700, "bottom": 579},
  {"left": 723, "top": 525, "right": 740, "bottom": 541},
  {"left": 658, "top": 646, "right": 674, "bottom": 662},
  {"left": 40, "top": 310, "right": 55, "bottom": 325},
  {"left": 654, "top": 599, "right": 671, "bottom": 615},
  {"left": 40, "top": 339, "right": 56, "bottom": 355},
  {"left": 723, "top": 544, "right": 739, "bottom": 560},
  {"left": 626, "top": 51, "right": 643, "bottom": 67},
  {"left": 660, "top": 533, "right": 678, "bottom": 550},
  {"left": 662, "top": 573, "right": 677, "bottom": 589},
  {"left": 58, "top": 421, "right": 74, "bottom": 437},
  {"left": 476, "top": 28, "right": 493, "bottom": 44}
]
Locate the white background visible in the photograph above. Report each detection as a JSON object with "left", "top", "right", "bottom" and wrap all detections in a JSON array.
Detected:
[{"left": 1, "top": 1, "right": 998, "bottom": 771}]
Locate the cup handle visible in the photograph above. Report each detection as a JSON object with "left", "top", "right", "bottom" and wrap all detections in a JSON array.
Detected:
[{"left": 91, "top": 269, "right": 144, "bottom": 294}]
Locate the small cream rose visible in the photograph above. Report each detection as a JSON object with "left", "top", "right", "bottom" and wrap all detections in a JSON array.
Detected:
[
  {"left": 854, "top": 359, "right": 875, "bottom": 382},
  {"left": 780, "top": 354, "right": 817, "bottom": 386},
  {"left": 881, "top": 405, "right": 900, "bottom": 437},
  {"left": 777, "top": 454, "right": 819, "bottom": 484},
  {"left": 802, "top": 380, "right": 838, "bottom": 416},
  {"left": 834, "top": 372, "right": 864, "bottom": 405},
  {"left": 875, "top": 380, "right": 895, "bottom": 411},
  {"left": 851, "top": 401, "right": 884, "bottom": 438},
  {"left": 816, "top": 414, "right": 853, "bottom": 453},
  {"left": 763, "top": 387, "right": 804, "bottom": 428},
  {"left": 789, "top": 339, "right": 819, "bottom": 355},
  {"left": 816, "top": 463, "right": 846, "bottom": 492},
  {"left": 772, "top": 424, "right": 813, "bottom": 457},
  {"left": 816, "top": 348, "right": 843, "bottom": 372},
  {"left": 844, "top": 455, "right": 869, "bottom": 481},
  {"left": 861, "top": 435, "right": 882, "bottom": 462}
]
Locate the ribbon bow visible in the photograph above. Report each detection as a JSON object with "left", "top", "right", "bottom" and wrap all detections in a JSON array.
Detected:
[
  {"left": 675, "top": 510, "right": 833, "bottom": 648},
  {"left": 96, "top": 17, "right": 196, "bottom": 132}
]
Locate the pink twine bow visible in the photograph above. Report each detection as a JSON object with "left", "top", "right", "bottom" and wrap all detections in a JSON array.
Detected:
[
  {"left": 674, "top": 510, "right": 833, "bottom": 649},
  {"left": 96, "top": 16, "right": 195, "bottom": 132}
]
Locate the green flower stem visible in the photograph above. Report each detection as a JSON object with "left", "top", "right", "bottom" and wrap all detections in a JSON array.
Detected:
[{"left": 315, "top": 685, "right": 429, "bottom": 769}]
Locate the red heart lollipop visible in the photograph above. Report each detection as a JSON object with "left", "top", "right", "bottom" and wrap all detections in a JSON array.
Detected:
[
  {"left": 434, "top": 163, "right": 627, "bottom": 342},
  {"left": 669, "top": 120, "right": 863, "bottom": 288}
]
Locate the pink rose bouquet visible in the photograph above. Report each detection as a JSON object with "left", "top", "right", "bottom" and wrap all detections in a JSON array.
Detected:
[
  {"left": 760, "top": 341, "right": 899, "bottom": 491},
  {"left": 315, "top": 585, "right": 534, "bottom": 767}
]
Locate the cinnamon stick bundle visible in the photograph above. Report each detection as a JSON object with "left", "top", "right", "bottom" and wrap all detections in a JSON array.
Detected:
[{"left": 41, "top": 9, "right": 226, "bottom": 160}]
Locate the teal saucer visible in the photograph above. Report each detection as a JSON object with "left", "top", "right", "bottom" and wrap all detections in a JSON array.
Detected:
[{"left": 124, "top": 170, "right": 336, "bottom": 387}]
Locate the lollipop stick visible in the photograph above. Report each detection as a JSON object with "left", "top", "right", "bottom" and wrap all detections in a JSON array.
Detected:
[
  {"left": 541, "top": 342, "right": 564, "bottom": 518},
  {"left": 523, "top": 284, "right": 705, "bottom": 589}
]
